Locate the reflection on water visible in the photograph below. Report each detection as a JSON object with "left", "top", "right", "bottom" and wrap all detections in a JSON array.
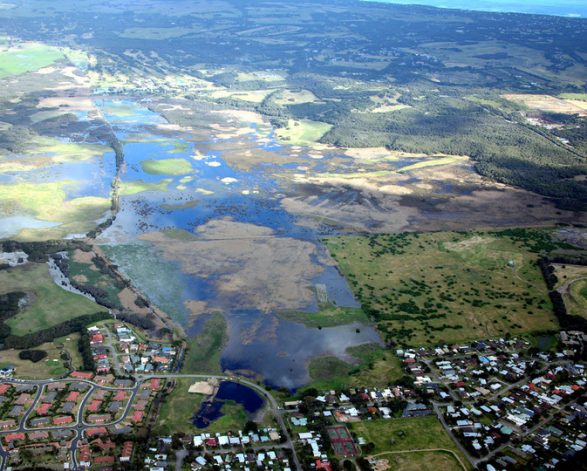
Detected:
[
  {"left": 96, "top": 99, "right": 381, "bottom": 387},
  {"left": 222, "top": 312, "right": 380, "bottom": 389}
]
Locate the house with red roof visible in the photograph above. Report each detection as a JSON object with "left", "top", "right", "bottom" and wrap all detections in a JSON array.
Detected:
[
  {"left": 0, "top": 384, "right": 11, "bottom": 395},
  {"left": 86, "top": 427, "right": 108, "bottom": 438},
  {"left": 52, "top": 416, "right": 74, "bottom": 426},
  {"left": 316, "top": 460, "right": 333, "bottom": 471},
  {"left": 66, "top": 391, "right": 80, "bottom": 402},
  {"left": 36, "top": 403, "right": 51, "bottom": 415},
  {"left": 148, "top": 378, "right": 161, "bottom": 390},
  {"left": 87, "top": 400, "right": 102, "bottom": 413},
  {"left": 120, "top": 441, "right": 134, "bottom": 462},
  {"left": 4, "top": 432, "right": 25, "bottom": 443},
  {"left": 94, "top": 455, "right": 115, "bottom": 465},
  {"left": 71, "top": 371, "right": 94, "bottom": 380},
  {"left": 90, "top": 333, "right": 104, "bottom": 345},
  {"left": 131, "top": 410, "right": 144, "bottom": 424},
  {"left": 113, "top": 390, "right": 127, "bottom": 402}
]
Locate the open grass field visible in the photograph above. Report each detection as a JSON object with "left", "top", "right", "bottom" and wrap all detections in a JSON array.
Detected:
[
  {"left": 140, "top": 158, "right": 193, "bottom": 176},
  {"left": 553, "top": 264, "right": 587, "bottom": 319},
  {"left": 0, "top": 42, "right": 64, "bottom": 78},
  {"left": 1, "top": 263, "right": 107, "bottom": 336},
  {"left": 325, "top": 230, "right": 558, "bottom": 347},
  {"left": 349, "top": 416, "right": 470, "bottom": 469},
  {"left": 275, "top": 119, "right": 332, "bottom": 146},
  {"left": 0, "top": 332, "right": 81, "bottom": 379}
]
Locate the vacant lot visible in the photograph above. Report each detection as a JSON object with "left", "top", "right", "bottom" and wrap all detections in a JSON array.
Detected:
[
  {"left": 373, "top": 450, "right": 466, "bottom": 471},
  {"left": 326, "top": 230, "right": 558, "bottom": 346},
  {"left": 1, "top": 263, "right": 107, "bottom": 336},
  {"left": 350, "top": 416, "right": 469, "bottom": 469}
]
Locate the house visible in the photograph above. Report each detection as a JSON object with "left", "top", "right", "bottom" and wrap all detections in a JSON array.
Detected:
[
  {"left": 120, "top": 441, "right": 134, "bottom": 462},
  {"left": 36, "top": 403, "right": 51, "bottom": 415},
  {"left": 86, "top": 427, "right": 108, "bottom": 438},
  {"left": 70, "top": 371, "right": 94, "bottom": 380},
  {"left": 53, "top": 416, "right": 73, "bottom": 426},
  {"left": 131, "top": 410, "right": 144, "bottom": 423},
  {"left": 4, "top": 432, "right": 25, "bottom": 443},
  {"left": 0, "top": 419, "right": 16, "bottom": 430}
]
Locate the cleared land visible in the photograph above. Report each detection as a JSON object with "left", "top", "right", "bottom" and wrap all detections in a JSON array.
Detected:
[
  {"left": 275, "top": 119, "right": 332, "bottom": 146},
  {"left": 350, "top": 416, "right": 470, "bottom": 469},
  {"left": 372, "top": 450, "right": 466, "bottom": 471},
  {"left": 325, "top": 230, "right": 559, "bottom": 346},
  {"left": 0, "top": 263, "right": 107, "bottom": 336},
  {"left": 272, "top": 89, "right": 317, "bottom": 106}
]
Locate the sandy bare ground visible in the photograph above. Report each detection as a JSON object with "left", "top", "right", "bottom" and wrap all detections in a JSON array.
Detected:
[
  {"left": 503, "top": 93, "right": 587, "bottom": 116},
  {"left": 139, "top": 220, "right": 323, "bottom": 312}
]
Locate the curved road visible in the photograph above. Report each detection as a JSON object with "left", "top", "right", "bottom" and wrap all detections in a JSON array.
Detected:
[{"left": 0, "top": 373, "right": 301, "bottom": 471}]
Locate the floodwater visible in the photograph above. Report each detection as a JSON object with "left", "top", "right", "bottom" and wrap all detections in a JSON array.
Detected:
[{"left": 90, "top": 99, "right": 382, "bottom": 388}]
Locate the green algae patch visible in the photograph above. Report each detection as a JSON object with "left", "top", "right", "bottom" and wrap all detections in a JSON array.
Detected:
[
  {"left": 120, "top": 179, "right": 173, "bottom": 195},
  {"left": 141, "top": 158, "right": 193, "bottom": 176}
]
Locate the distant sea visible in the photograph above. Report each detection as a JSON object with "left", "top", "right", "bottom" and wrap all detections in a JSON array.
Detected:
[{"left": 362, "top": 0, "right": 587, "bottom": 18}]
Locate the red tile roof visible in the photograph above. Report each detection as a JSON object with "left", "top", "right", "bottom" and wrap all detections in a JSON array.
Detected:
[
  {"left": 4, "top": 432, "right": 25, "bottom": 443},
  {"left": 53, "top": 416, "right": 74, "bottom": 425},
  {"left": 36, "top": 403, "right": 51, "bottom": 415},
  {"left": 86, "top": 427, "right": 108, "bottom": 438},
  {"left": 71, "top": 371, "right": 94, "bottom": 379}
]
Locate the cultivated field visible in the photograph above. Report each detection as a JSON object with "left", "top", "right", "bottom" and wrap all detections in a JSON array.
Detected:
[{"left": 325, "top": 230, "right": 559, "bottom": 346}]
